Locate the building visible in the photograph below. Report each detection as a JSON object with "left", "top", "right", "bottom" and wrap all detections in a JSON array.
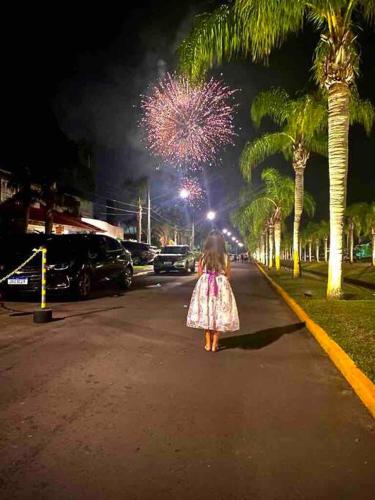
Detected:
[{"left": 0, "top": 169, "right": 123, "bottom": 238}]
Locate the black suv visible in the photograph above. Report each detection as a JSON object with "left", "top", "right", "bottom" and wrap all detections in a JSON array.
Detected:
[
  {"left": 153, "top": 245, "right": 196, "bottom": 274},
  {"left": 121, "top": 240, "right": 156, "bottom": 265},
  {"left": 0, "top": 234, "right": 133, "bottom": 299}
]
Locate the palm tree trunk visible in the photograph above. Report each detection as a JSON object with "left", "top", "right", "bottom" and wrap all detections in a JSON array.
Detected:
[
  {"left": 324, "top": 237, "right": 328, "bottom": 263},
  {"left": 327, "top": 83, "right": 350, "bottom": 298},
  {"left": 316, "top": 240, "right": 320, "bottom": 262},
  {"left": 268, "top": 225, "right": 274, "bottom": 269},
  {"left": 372, "top": 228, "right": 375, "bottom": 267},
  {"left": 349, "top": 222, "right": 354, "bottom": 264},
  {"left": 274, "top": 220, "right": 281, "bottom": 271},
  {"left": 309, "top": 241, "right": 312, "bottom": 262},
  {"left": 293, "top": 165, "right": 305, "bottom": 278},
  {"left": 303, "top": 245, "right": 307, "bottom": 262}
]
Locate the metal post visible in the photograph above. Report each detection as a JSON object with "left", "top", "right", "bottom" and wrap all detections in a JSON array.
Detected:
[
  {"left": 33, "top": 246, "right": 52, "bottom": 323},
  {"left": 41, "top": 247, "right": 47, "bottom": 309}
]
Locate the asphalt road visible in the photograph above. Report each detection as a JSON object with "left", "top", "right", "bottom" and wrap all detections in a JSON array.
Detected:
[{"left": 0, "top": 263, "right": 374, "bottom": 499}]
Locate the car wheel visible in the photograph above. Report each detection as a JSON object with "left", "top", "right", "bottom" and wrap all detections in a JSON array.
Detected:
[
  {"left": 76, "top": 270, "right": 91, "bottom": 299},
  {"left": 154, "top": 269, "right": 161, "bottom": 275},
  {"left": 190, "top": 260, "right": 196, "bottom": 273},
  {"left": 119, "top": 266, "right": 133, "bottom": 289}
]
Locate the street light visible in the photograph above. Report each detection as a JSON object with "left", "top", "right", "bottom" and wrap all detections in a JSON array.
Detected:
[
  {"left": 227, "top": 231, "right": 232, "bottom": 236},
  {"left": 231, "top": 236, "right": 236, "bottom": 241},
  {"left": 206, "top": 210, "right": 216, "bottom": 221},
  {"left": 222, "top": 228, "right": 228, "bottom": 234},
  {"left": 239, "top": 243, "right": 244, "bottom": 247}
]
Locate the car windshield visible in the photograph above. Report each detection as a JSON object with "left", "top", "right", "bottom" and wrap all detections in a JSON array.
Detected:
[
  {"left": 161, "top": 246, "right": 188, "bottom": 254},
  {"left": 44, "top": 236, "right": 88, "bottom": 261}
]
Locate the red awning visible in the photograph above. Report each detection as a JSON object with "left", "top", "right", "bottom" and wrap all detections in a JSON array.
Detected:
[{"left": 28, "top": 207, "right": 104, "bottom": 232}]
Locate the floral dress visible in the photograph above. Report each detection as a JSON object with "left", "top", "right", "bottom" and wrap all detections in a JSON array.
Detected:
[{"left": 186, "top": 256, "right": 240, "bottom": 332}]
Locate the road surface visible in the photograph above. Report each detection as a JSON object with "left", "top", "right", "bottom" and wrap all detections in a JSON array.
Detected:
[{"left": 0, "top": 263, "right": 374, "bottom": 499}]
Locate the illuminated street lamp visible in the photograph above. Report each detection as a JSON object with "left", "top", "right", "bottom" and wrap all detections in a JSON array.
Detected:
[
  {"left": 222, "top": 228, "right": 228, "bottom": 234},
  {"left": 231, "top": 236, "right": 236, "bottom": 241},
  {"left": 227, "top": 231, "right": 232, "bottom": 236},
  {"left": 206, "top": 210, "right": 216, "bottom": 221},
  {"left": 239, "top": 243, "right": 244, "bottom": 248}
]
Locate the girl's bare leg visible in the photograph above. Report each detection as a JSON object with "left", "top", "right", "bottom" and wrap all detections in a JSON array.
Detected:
[
  {"left": 204, "top": 330, "right": 211, "bottom": 351},
  {"left": 212, "top": 331, "right": 220, "bottom": 352}
]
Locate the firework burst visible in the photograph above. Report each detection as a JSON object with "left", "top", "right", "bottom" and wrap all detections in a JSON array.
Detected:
[
  {"left": 141, "top": 73, "right": 237, "bottom": 167},
  {"left": 179, "top": 176, "right": 204, "bottom": 207}
]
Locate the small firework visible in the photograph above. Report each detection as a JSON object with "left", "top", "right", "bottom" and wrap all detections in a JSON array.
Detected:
[
  {"left": 179, "top": 176, "right": 204, "bottom": 207},
  {"left": 141, "top": 73, "right": 237, "bottom": 167}
]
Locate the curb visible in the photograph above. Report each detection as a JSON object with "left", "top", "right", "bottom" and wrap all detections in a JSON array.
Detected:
[{"left": 255, "top": 262, "right": 375, "bottom": 420}]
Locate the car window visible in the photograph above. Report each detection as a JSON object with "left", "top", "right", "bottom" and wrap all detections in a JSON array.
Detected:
[
  {"left": 88, "top": 236, "right": 106, "bottom": 258},
  {"left": 105, "top": 237, "right": 121, "bottom": 252}
]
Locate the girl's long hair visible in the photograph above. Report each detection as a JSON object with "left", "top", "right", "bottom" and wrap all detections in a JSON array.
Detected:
[{"left": 201, "top": 230, "right": 227, "bottom": 272}]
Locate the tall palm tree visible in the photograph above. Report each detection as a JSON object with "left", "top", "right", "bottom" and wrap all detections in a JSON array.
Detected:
[
  {"left": 241, "top": 88, "right": 321, "bottom": 277},
  {"left": 179, "top": 0, "right": 375, "bottom": 298},
  {"left": 233, "top": 168, "right": 310, "bottom": 271},
  {"left": 345, "top": 202, "right": 369, "bottom": 263},
  {"left": 365, "top": 203, "right": 375, "bottom": 267},
  {"left": 318, "top": 220, "right": 330, "bottom": 262}
]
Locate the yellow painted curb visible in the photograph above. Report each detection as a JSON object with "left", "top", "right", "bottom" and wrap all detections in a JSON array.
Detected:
[{"left": 256, "top": 262, "right": 375, "bottom": 420}]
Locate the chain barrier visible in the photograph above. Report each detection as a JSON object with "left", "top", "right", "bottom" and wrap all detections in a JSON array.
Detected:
[{"left": 0, "top": 248, "right": 43, "bottom": 284}]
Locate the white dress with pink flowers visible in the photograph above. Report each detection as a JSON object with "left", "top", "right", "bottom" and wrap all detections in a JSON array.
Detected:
[{"left": 186, "top": 263, "right": 240, "bottom": 332}]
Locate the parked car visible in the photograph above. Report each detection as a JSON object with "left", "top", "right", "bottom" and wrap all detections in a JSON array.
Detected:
[
  {"left": 153, "top": 245, "right": 195, "bottom": 274},
  {"left": 0, "top": 234, "right": 133, "bottom": 299},
  {"left": 121, "top": 240, "right": 156, "bottom": 265}
]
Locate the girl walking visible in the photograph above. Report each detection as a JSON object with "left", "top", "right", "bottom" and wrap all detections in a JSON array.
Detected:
[{"left": 187, "top": 230, "right": 240, "bottom": 351}]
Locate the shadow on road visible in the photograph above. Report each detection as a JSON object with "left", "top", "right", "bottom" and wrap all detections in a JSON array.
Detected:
[{"left": 220, "top": 322, "right": 305, "bottom": 350}]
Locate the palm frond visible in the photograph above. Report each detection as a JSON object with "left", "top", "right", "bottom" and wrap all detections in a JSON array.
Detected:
[
  {"left": 360, "top": 0, "right": 375, "bottom": 26},
  {"left": 287, "top": 93, "right": 327, "bottom": 140},
  {"left": 349, "top": 93, "right": 375, "bottom": 135},
  {"left": 251, "top": 88, "right": 291, "bottom": 128},
  {"left": 308, "top": 133, "right": 328, "bottom": 157},
  {"left": 234, "top": 0, "right": 306, "bottom": 62},
  {"left": 303, "top": 191, "right": 316, "bottom": 218},
  {"left": 240, "top": 132, "right": 293, "bottom": 180},
  {"left": 178, "top": 5, "right": 239, "bottom": 81}
]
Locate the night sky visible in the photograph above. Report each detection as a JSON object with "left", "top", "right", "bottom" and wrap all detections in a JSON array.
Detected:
[{"left": 1, "top": 1, "right": 374, "bottom": 230}]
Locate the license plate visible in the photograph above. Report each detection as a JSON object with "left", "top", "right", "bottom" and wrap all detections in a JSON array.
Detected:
[
  {"left": 7, "top": 278, "right": 28, "bottom": 285},
  {"left": 164, "top": 261, "right": 172, "bottom": 266}
]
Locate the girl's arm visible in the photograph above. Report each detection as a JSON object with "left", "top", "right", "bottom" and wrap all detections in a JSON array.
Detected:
[
  {"left": 197, "top": 257, "right": 204, "bottom": 277},
  {"left": 225, "top": 256, "right": 231, "bottom": 280}
]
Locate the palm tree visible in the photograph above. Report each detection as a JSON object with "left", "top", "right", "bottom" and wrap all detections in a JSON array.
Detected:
[
  {"left": 345, "top": 202, "right": 369, "bottom": 263},
  {"left": 233, "top": 168, "right": 308, "bottom": 271},
  {"left": 365, "top": 203, "right": 375, "bottom": 267},
  {"left": 241, "top": 88, "right": 320, "bottom": 276},
  {"left": 318, "top": 220, "right": 330, "bottom": 262},
  {"left": 179, "top": 0, "right": 375, "bottom": 298}
]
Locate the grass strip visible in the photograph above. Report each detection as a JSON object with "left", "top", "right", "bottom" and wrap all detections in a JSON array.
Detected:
[{"left": 268, "top": 268, "right": 375, "bottom": 383}]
